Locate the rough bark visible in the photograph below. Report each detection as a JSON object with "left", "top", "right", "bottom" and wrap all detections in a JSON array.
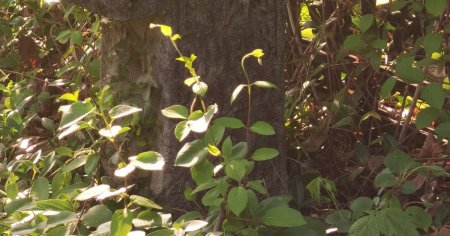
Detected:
[{"left": 65, "top": 0, "right": 287, "bottom": 208}]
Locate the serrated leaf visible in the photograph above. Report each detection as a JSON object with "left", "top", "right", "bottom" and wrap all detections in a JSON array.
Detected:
[
  {"left": 415, "top": 107, "right": 438, "bottom": 129},
  {"left": 253, "top": 81, "right": 277, "bottom": 89},
  {"left": 227, "top": 186, "right": 248, "bottom": 216},
  {"left": 109, "top": 105, "right": 142, "bottom": 120},
  {"left": 250, "top": 121, "right": 275, "bottom": 135},
  {"left": 175, "top": 140, "right": 208, "bottom": 167},
  {"left": 75, "top": 184, "right": 110, "bottom": 201},
  {"left": 405, "top": 206, "right": 432, "bottom": 231},
  {"left": 161, "top": 105, "right": 189, "bottom": 119},
  {"left": 130, "top": 195, "right": 162, "bottom": 209},
  {"left": 260, "top": 207, "right": 306, "bottom": 227},
  {"left": 250, "top": 148, "right": 279, "bottom": 161},
  {"left": 129, "top": 151, "right": 165, "bottom": 171},
  {"left": 58, "top": 101, "right": 94, "bottom": 130},
  {"left": 231, "top": 84, "right": 246, "bottom": 104},
  {"left": 359, "top": 14, "right": 374, "bottom": 33},
  {"left": 82, "top": 205, "right": 112, "bottom": 228},
  {"left": 421, "top": 83, "right": 445, "bottom": 109},
  {"left": 111, "top": 209, "right": 133, "bottom": 236}
]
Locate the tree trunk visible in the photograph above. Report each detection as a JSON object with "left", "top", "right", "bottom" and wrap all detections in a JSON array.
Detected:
[{"left": 65, "top": 0, "right": 287, "bottom": 209}]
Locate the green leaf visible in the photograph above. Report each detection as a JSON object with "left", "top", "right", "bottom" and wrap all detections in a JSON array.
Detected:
[
  {"left": 75, "top": 184, "right": 110, "bottom": 201},
  {"left": 175, "top": 140, "right": 208, "bottom": 167},
  {"left": 225, "top": 159, "right": 247, "bottom": 182},
  {"left": 31, "top": 177, "right": 49, "bottom": 200},
  {"left": 421, "top": 83, "right": 445, "bottom": 109},
  {"left": 55, "top": 29, "right": 71, "bottom": 44},
  {"left": 435, "top": 122, "right": 450, "bottom": 138},
  {"left": 175, "top": 121, "right": 190, "bottom": 141},
  {"left": 231, "top": 84, "right": 246, "bottom": 104},
  {"left": 380, "top": 77, "right": 396, "bottom": 99},
  {"left": 214, "top": 117, "right": 245, "bottom": 129},
  {"left": 45, "top": 226, "right": 69, "bottom": 236},
  {"left": 192, "top": 82, "right": 208, "bottom": 97},
  {"left": 260, "top": 207, "right": 306, "bottom": 227},
  {"left": 253, "top": 81, "right": 277, "bottom": 89},
  {"left": 348, "top": 214, "right": 379, "bottom": 236},
  {"left": 374, "top": 172, "right": 399, "bottom": 188},
  {"left": 415, "top": 107, "right": 438, "bottom": 129},
  {"left": 250, "top": 121, "right": 275, "bottom": 136},
  {"left": 58, "top": 101, "right": 94, "bottom": 130},
  {"left": 129, "top": 151, "right": 165, "bottom": 171},
  {"left": 84, "top": 154, "right": 100, "bottom": 175},
  {"left": 161, "top": 104, "right": 189, "bottom": 119},
  {"left": 425, "top": 0, "right": 447, "bottom": 16},
  {"left": 247, "top": 180, "right": 267, "bottom": 195},
  {"left": 191, "top": 159, "right": 214, "bottom": 185},
  {"left": 111, "top": 209, "right": 133, "bottom": 236},
  {"left": 250, "top": 148, "right": 279, "bottom": 161},
  {"left": 82, "top": 205, "right": 112, "bottom": 228},
  {"left": 400, "top": 181, "right": 417, "bottom": 194},
  {"left": 60, "top": 156, "right": 88, "bottom": 173},
  {"left": 231, "top": 142, "right": 248, "bottom": 160},
  {"left": 405, "top": 206, "right": 432, "bottom": 231},
  {"left": 342, "top": 35, "right": 366, "bottom": 51},
  {"left": 423, "top": 33, "right": 442, "bottom": 55},
  {"left": 325, "top": 210, "right": 352, "bottom": 232},
  {"left": 70, "top": 31, "right": 83, "bottom": 45},
  {"left": 376, "top": 208, "right": 419, "bottom": 236},
  {"left": 109, "top": 105, "right": 142, "bottom": 120},
  {"left": 384, "top": 149, "right": 418, "bottom": 174},
  {"left": 47, "top": 211, "right": 77, "bottom": 227},
  {"left": 5, "top": 198, "right": 35, "bottom": 215},
  {"left": 349, "top": 197, "right": 373, "bottom": 214},
  {"left": 395, "top": 56, "right": 424, "bottom": 84},
  {"left": 36, "top": 199, "right": 74, "bottom": 211},
  {"left": 222, "top": 137, "right": 232, "bottom": 159},
  {"left": 359, "top": 14, "right": 374, "bottom": 33},
  {"left": 227, "top": 186, "right": 248, "bottom": 216},
  {"left": 130, "top": 195, "right": 162, "bottom": 209}
]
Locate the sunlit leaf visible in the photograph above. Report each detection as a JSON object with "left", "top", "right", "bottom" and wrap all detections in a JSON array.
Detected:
[
  {"left": 109, "top": 105, "right": 142, "bottom": 120},
  {"left": 75, "top": 184, "right": 110, "bottom": 201},
  {"left": 161, "top": 104, "right": 189, "bottom": 119}
]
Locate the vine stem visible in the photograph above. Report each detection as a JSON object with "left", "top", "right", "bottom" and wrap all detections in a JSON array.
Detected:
[
  {"left": 241, "top": 54, "right": 253, "bottom": 140},
  {"left": 398, "top": 83, "right": 422, "bottom": 142}
]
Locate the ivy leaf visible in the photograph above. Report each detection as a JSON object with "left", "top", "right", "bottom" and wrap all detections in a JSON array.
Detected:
[
  {"left": 415, "top": 108, "right": 438, "bottom": 129},
  {"left": 111, "top": 209, "right": 133, "bottom": 236},
  {"left": 161, "top": 105, "right": 189, "bottom": 119},
  {"left": 260, "top": 207, "right": 306, "bottom": 227},
  {"left": 359, "top": 14, "right": 374, "bottom": 33},
  {"left": 251, "top": 148, "right": 279, "bottom": 161},
  {"left": 175, "top": 140, "right": 208, "bottom": 167},
  {"left": 380, "top": 77, "right": 396, "bottom": 99},
  {"left": 58, "top": 101, "right": 94, "bottom": 130},
  {"left": 227, "top": 186, "right": 248, "bottom": 216},
  {"left": 250, "top": 121, "right": 275, "bottom": 135},
  {"left": 109, "top": 105, "right": 142, "bottom": 120},
  {"left": 421, "top": 83, "right": 445, "bottom": 109},
  {"left": 231, "top": 84, "right": 246, "bottom": 104},
  {"left": 425, "top": 0, "right": 447, "bottom": 16}
]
